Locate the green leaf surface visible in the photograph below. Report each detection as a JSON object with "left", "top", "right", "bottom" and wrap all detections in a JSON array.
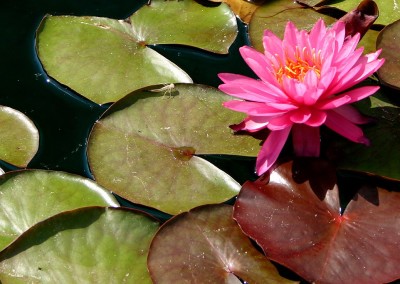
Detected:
[
  {"left": 325, "top": 0, "right": 400, "bottom": 26},
  {"left": 336, "top": 91, "right": 400, "bottom": 180},
  {"left": 376, "top": 19, "right": 400, "bottom": 90},
  {"left": 36, "top": 15, "right": 192, "bottom": 104},
  {"left": 0, "top": 207, "right": 159, "bottom": 283},
  {"left": 0, "top": 106, "right": 39, "bottom": 167},
  {"left": 0, "top": 170, "right": 118, "bottom": 251},
  {"left": 249, "top": 1, "right": 336, "bottom": 52},
  {"left": 129, "top": 0, "right": 238, "bottom": 54},
  {"left": 148, "top": 204, "right": 296, "bottom": 284},
  {"left": 88, "top": 84, "right": 261, "bottom": 214}
]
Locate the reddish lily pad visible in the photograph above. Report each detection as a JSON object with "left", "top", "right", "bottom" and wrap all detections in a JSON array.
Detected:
[
  {"left": 234, "top": 159, "right": 400, "bottom": 283},
  {"left": 87, "top": 84, "right": 261, "bottom": 215},
  {"left": 376, "top": 19, "right": 400, "bottom": 90},
  {"left": 148, "top": 204, "right": 295, "bottom": 283},
  {"left": 0, "top": 170, "right": 118, "bottom": 251},
  {"left": 0, "top": 106, "right": 39, "bottom": 167},
  {"left": 129, "top": 0, "right": 238, "bottom": 53},
  {"left": 0, "top": 207, "right": 159, "bottom": 283}
]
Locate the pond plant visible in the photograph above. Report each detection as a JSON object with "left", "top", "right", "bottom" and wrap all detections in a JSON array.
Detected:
[{"left": 1, "top": 0, "right": 400, "bottom": 283}]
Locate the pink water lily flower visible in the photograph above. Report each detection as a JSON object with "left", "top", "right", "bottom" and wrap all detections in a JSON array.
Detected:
[{"left": 219, "top": 19, "right": 384, "bottom": 176}]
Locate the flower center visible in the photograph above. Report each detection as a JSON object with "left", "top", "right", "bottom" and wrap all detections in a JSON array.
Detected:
[{"left": 276, "top": 47, "right": 321, "bottom": 83}]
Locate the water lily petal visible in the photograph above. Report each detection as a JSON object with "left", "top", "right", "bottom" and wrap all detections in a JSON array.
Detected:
[
  {"left": 256, "top": 127, "right": 291, "bottom": 175},
  {"left": 333, "top": 105, "right": 372, "bottom": 125},
  {"left": 290, "top": 108, "right": 312, "bottom": 124},
  {"left": 316, "top": 95, "right": 351, "bottom": 110},
  {"left": 267, "top": 113, "right": 293, "bottom": 130},
  {"left": 230, "top": 116, "right": 269, "bottom": 132},
  {"left": 223, "top": 100, "right": 286, "bottom": 116},
  {"left": 219, "top": 74, "right": 288, "bottom": 102},
  {"left": 292, "top": 124, "right": 320, "bottom": 157},
  {"left": 305, "top": 110, "right": 327, "bottom": 127},
  {"left": 309, "top": 19, "right": 327, "bottom": 51},
  {"left": 263, "top": 30, "right": 284, "bottom": 60},
  {"left": 325, "top": 110, "right": 370, "bottom": 145},
  {"left": 239, "top": 46, "right": 279, "bottom": 85}
]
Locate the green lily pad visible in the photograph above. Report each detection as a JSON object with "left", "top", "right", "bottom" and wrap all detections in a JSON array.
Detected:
[
  {"left": 87, "top": 84, "right": 261, "bottom": 215},
  {"left": 325, "top": 0, "right": 399, "bottom": 26},
  {"left": 336, "top": 91, "right": 400, "bottom": 180},
  {"left": 129, "top": 0, "right": 238, "bottom": 54},
  {"left": 0, "top": 207, "right": 159, "bottom": 283},
  {"left": 0, "top": 106, "right": 39, "bottom": 167},
  {"left": 248, "top": 0, "right": 336, "bottom": 52},
  {"left": 359, "top": 28, "right": 380, "bottom": 54},
  {"left": 36, "top": 15, "right": 192, "bottom": 104},
  {"left": 376, "top": 19, "right": 400, "bottom": 90},
  {"left": 148, "top": 204, "right": 296, "bottom": 283},
  {"left": 0, "top": 170, "right": 119, "bottom": 251}
]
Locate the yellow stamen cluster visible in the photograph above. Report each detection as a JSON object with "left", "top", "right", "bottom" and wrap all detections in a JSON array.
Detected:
[{"left": 276, "top": 46, "right": 322, "bottom": 83}]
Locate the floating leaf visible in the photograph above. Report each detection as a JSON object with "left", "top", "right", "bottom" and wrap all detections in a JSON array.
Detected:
[
  {"left": 129, "top": 0, "right": 238, "bottom": 53},
  {"left": 0, "top": 170, "right": 118, "bottom": 251},
  {"left": 248, "top": 0, "right": 336, "bottom": 52},
  {"left": 296, "top": 0, "right": 326, "bottom": 6},
  {"left": 0, "top": 106, "right": 39, "bottom": 167},
  {"left": 0, "top": 207, "right": 159, "bottom": 283},
  {"left": 201, "top": 0, "right": 265, "bottom": 23},
  {"left": 234, "top": 159, "right": 400, "bottom": 283},
  {"left": 336, "top": 91, "right": 400, "bottom": 179},
  {"left": 358, "top": 28, "right": 379, "bottom": 54},
  {"left": 376, "top": 19, "right": 400, "bottom": 90},
  {"left": 88, "top": 84, "right": 260, "bottom": 214},
  {"left": 36, "top": 15, "right": 192, "bottom": 104},
  {"left": 148, "top": 204, "right": 295, "bottom": 283},
  {"left": 324, "top": 0, "right": 399, "bottom": 26}
]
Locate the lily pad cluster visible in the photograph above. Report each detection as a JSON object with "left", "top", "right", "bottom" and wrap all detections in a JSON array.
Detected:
[{"left": 1, "top": 0, "right": 400, "bottom": 282}]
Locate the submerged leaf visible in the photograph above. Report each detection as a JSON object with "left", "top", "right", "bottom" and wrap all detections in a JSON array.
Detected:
[
  {"left": 234, "top": 159, "right": 400, "bottom": 283},
  {"left": 88, "top": 84, "right": 260, "bottom": 214},
  {"left": 148, "top": 204, "right": 295, "bottom": 283},
  {"left": 0, "top": 170, "right": 118, "bottom": 251},
  {"left": 0, "top": 207, "right": 159, "bottom": 283},
  {"left": 0, "top": 106, "right": 39, "bottom": 167}
]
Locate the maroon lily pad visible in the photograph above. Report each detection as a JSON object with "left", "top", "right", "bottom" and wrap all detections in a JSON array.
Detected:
[
  {"left": 234, "top": 159, "right": 400, "bottom": 283},
  {"left": 148, "top": 204, "right": 296, "bottom": 283},
  {"left": 376, "top": 19, "right": 400, "bottom": 90}
]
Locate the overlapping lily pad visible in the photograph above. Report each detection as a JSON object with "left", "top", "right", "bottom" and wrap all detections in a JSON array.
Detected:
[
  {"left": 248, "top": 0, "right": 336, "bottom": 52},
  {"left": 0, "top": 207, "right": 159, "bottom": 283},
  {"left": 234, "top": 159, "right": 400, "bottom": 283},
  {"left": 129, "top": 0, "right": 238, "bottom": 52},
  {"left": 325, "top": 0, "right": 399, "bottom": 26},
  {"left": 336, "top": 91, "right": 400, "bottom": 179},
  {"left": 0, "top": 106, "right": 39, "bottom": 167},
  {"left": 198, "top": 0, "right": 265, "bottom": 23},
  {"left": 0, "top": 170, "right": 118, "bottom": 250},
  {"left": 148, "top": 204, "right": 295, "bottom": 283},
  {"left": 87, "top": 84, "right": 261, "bottom": 214},
  {"left": 376, "top": 19, "right": 400, "bottom": 90},
  {"left": 36, "top": 15, "right": 192, "bottom": 104}
]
